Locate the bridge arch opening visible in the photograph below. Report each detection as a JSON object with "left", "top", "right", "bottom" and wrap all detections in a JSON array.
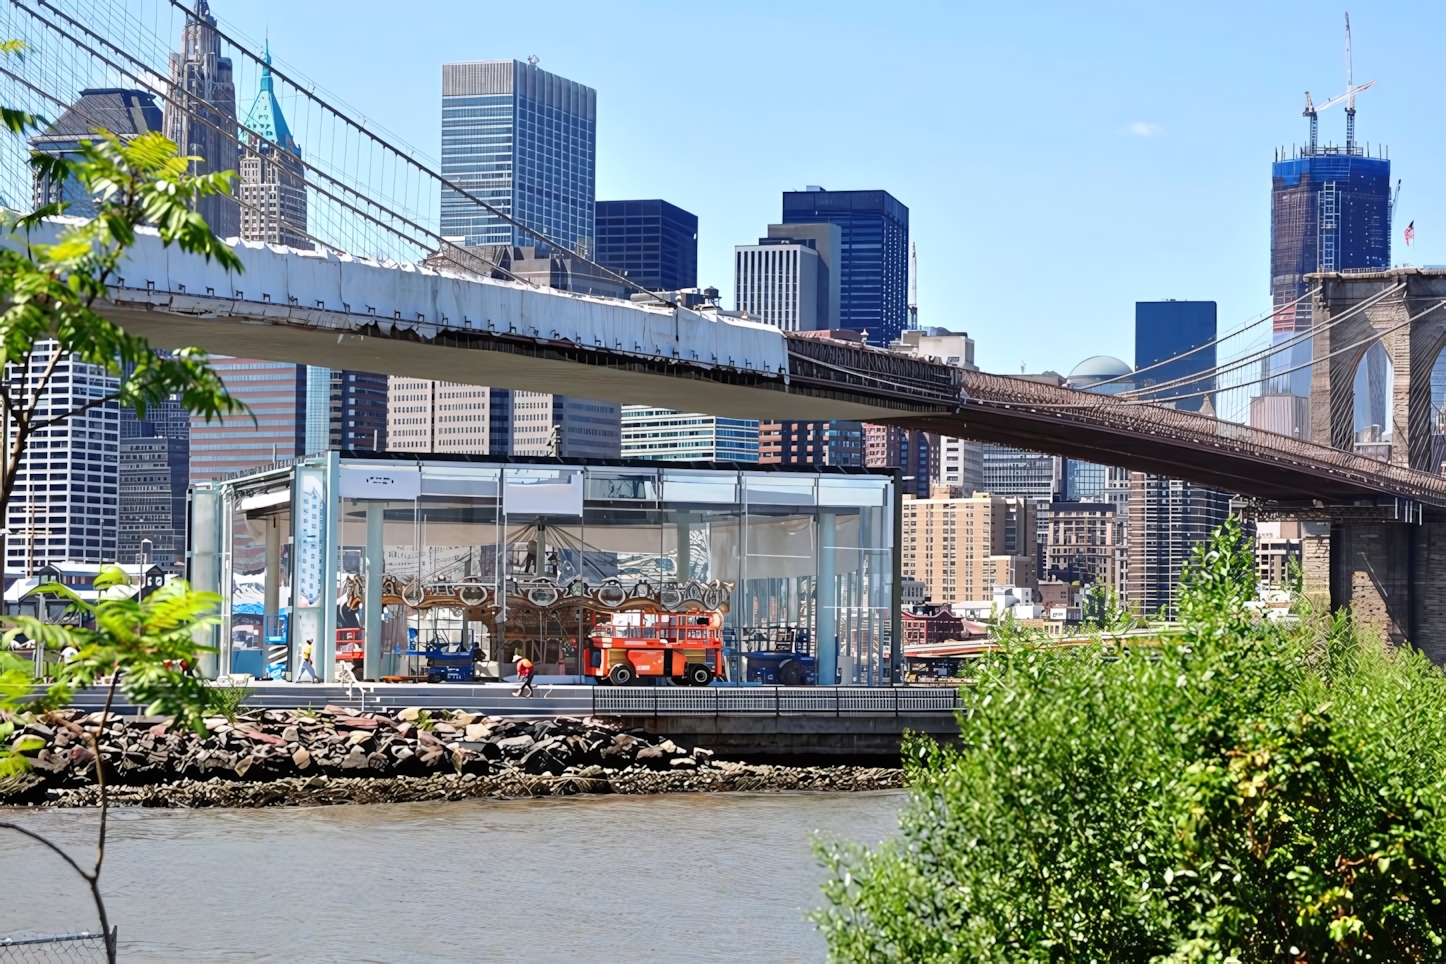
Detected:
[
  {"left": 1351, "top": 341, "right": 1393, "bottom": 461},
  {"left": 1429, "top": 348, "right": 1446, "bottom": 475}
]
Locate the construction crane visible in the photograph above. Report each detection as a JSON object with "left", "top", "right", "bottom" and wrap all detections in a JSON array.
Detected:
[
  {"left": 1390, "top": 178, "right": 1403, "bottom": 225},
  {"left": 1303, "top": 13, "right": 1375, "bottom": 154}
]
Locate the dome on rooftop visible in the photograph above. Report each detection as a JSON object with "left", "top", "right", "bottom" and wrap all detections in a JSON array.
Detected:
[
  {"left": 1069, "top": 355, "right": 1132, "bottom": 379},
  {"left": 1068, "top": 355, "right": 1134, "bottom": 393}
]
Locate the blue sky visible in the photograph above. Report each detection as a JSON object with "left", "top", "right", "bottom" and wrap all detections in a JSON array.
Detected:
[{"left": 218, "top": 1, "right": 1440, "bottom": 377}]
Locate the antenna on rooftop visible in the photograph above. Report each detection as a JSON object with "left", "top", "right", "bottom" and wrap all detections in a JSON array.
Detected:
[{"left": 908, "top": 242, "right": 919, "bottom": 331}]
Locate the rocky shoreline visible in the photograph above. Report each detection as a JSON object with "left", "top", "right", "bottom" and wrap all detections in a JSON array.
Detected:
[{"left": 2, "top": 705, "right": 902, "bottom": 808}]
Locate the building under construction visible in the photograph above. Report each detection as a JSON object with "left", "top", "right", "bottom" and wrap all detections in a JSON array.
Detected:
[{"left": 1263, "top": 14, "right": 1392, "bottom": 434}]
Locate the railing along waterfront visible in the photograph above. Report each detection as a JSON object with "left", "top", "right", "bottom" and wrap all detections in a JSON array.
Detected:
[{"left": 591, "top": 686, "right": 963, "bottom": 717}]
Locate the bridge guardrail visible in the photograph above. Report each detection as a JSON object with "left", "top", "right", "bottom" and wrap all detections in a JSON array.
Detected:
[
  {"left": 960, "top": 370, "right": 1446, "bottom": 506},
  {"left": 592, "top": 686, "right": 964, "bottom": 717}
]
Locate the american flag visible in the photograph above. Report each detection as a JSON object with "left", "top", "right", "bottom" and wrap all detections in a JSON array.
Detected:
[{"left": 1406, "top": 221, "right": 1416, "bottom": 246}]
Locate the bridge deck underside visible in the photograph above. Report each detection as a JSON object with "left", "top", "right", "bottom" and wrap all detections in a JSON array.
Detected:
[
  {"left": 894, "top": 406, "right": 1439, "bottom": 505},
  {"left": 107, "top": 306, "right": 932, "bottom": 423}
]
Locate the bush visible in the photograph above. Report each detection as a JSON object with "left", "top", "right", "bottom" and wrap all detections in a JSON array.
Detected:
[
  {"left": 205, "top": 679, "right": 251, "bottom": 722},
  {"left": 813, "top": 518, "right": 1446, "bottom": 962}
]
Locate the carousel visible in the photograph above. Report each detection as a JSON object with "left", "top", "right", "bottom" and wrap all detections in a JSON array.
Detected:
[{"left": 349, "top": 571, "right": 733, "bottom": 683}]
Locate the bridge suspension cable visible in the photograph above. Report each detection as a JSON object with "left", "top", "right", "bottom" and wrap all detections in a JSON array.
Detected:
[
  {"left": 0, "top": 0, "right": 674, "bottom": 307},
  {"left": 1115, "top": 283, "right": 1405, "bottom": 402},
  {"left": 6, "top": 0, "right": 546, "bottom": 287},
  {"left": 1114, "top": 297, "right": 1446, "bottom": 409},
  {"left": 1086, "top": 285, "right": 1319, "bottom": 391}
]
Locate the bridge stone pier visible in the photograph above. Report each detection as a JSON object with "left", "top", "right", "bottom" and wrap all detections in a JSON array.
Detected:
[{"left": 1280, "top": 502, "right": 1446, "bottom": 661}]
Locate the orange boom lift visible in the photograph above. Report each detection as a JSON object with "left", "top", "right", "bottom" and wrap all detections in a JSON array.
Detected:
[{"left": 586, "top": 609, "right": 723, "bottom": 686}]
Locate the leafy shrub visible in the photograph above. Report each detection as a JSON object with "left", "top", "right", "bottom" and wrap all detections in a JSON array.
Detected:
[
  {"left": 813, "top": 518, "right": 1446, "bottom": 962},
  {"left": 205, "top": 680, "right": 251, "bottom": 722}
]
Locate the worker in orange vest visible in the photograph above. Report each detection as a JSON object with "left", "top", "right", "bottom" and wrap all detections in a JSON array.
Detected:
[{"left": 512, "top": 651, "right": 535, "bottom": 697}]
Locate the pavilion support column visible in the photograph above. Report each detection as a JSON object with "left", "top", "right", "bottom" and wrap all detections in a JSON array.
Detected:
[
  {"left": 364, "top": 502, "right": 384, "bottom": 681},
  {"left": 817, "top": 512, "right": 838, "bottom": 686},
  {"left": 263, "top": 517, "right": 281, "bottom": 642}
]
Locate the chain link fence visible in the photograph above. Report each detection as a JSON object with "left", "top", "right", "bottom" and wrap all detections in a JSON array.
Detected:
[{"left": 0, "top": 930, "right": 113, "bottom": 963}]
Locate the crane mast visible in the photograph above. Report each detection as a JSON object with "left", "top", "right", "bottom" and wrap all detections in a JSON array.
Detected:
[{"left": 1300, "top": 13, "right": 1374, "bottom": 156}]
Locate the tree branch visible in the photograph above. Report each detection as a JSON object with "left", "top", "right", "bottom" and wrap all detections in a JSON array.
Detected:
[
  {"left": 85, "top": 668, "right": 119, "bottom": 964},
  {"left": 0, "top": 821, "right": 112, "bottom": 961}
]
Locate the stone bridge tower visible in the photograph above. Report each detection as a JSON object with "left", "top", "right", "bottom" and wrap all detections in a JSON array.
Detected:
[{"left": 1309, "top": 269, "right": 1446, "bottom": 473}]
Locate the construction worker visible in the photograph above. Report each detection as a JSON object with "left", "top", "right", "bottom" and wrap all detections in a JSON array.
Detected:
[
  {"left": 297, "top": 639, "right": 320, "bottom": 683},
  {"left": 512, "top": 651, "right": 535, "bottom": 697}
]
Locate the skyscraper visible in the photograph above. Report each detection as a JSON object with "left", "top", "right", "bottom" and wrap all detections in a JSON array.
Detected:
[
  {"left": 1125, "top": 473, "right": 1231, "bottom": 619},
  {"left": 1265, "top": 23, "right": 1391, "bottom": 435},
  {"left": 758, "top": 421, "right": 863, "bottom": 466},
  {"left": 734, "top": 236, "right": 828, "bottom": 331},
  {"left": 4, "top": 350, "right": 119, "bottom": 576},
  {"left": 239, "top": 44, "right": 309, "bottom": 248},
  {"left": 595, "top": 200, "right": 697, "bottom": 292},
  {"left": 902, "top": 488, "right": 1036, "bottom": 605},
  {"left": 864, "top": 425, "right": 937, "bottom": 499},
  {"left": 164, "top": 0, "right": 239, "bottom": 239},
  {"left": 189, "top": 359, "right": 307, "bottom": 482},
  {"left": 511, "top": 393, "right": 620, "bottom": 459},
  {"left": 386, "top": 378, "right": 499, "bottom": 454},
  {"left": 621, "top": 407, "right": 759, "bottom": 462},
  {"left": 119, "top": 384, "right": 189, "bottom": 570},
  {"left": 440, "top": 60, "right": 596, "bottom": 254},
  {"left": 29, "top": 89, "right": 162, "bottom": 215},
  {"left": 1134, "top": 301, "right": 1217, "bottom": 412},
  {"left": 330, "top": 371, "right": 388, "bottom": 452},
  {"left": 781, "top": 187, "right": 909, "bottom": 343}
]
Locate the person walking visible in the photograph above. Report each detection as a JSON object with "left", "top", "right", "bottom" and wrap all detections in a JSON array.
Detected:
[
  {"left": 297, "top": 639, "right": 320, "bottom": 683},
  {"left": 512, "top": 651, "right": 535, "bottom": 697}
]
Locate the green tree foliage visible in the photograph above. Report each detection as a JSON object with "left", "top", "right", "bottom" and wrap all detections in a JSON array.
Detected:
[
  {"left": 0, "top": 120, "right": 246, "bottom": 514},
  {"left": 813, "top": 519, "right": 1446, "bottom": 962}
]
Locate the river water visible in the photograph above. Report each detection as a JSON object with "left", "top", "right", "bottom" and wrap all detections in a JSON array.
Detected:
[{"left": 0, "top": 790, "right": 905, "bottom": 963}]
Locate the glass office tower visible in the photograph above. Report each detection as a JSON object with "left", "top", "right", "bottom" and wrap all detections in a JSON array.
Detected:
[
  {"left": 782, "top": 187, "right": 909, "bottom": 343},
  {"left": 440, "top": 60, "right": 597, "bottom": 255},
  {"left": 1134, "top": 301, "right": 1217, "bottom": 412},
  {"left": 595, "top": 200, "right": 698, "bottom": 291}
]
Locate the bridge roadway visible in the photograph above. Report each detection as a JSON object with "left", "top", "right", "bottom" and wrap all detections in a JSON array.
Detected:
[
  {"left": 82, "top": 225, "right": 1446, "bottom": 508},
  {"left": 64, "top": 682, "right": 964, "bottom": 761}
]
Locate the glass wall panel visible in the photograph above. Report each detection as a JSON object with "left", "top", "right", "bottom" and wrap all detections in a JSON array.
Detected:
[
  {"left": 227, "top": 483, "right": 291, "bottom": 679},
  {"left": 741, "top": 506, "right": 818, "bottom": 658}
]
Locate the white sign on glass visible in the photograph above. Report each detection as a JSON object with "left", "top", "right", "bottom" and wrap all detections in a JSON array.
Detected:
[
  {"left": 339, "top": 464, "right": 421, "bottom": 500},
  {"left": 504, "top": 471, "right": 583, "bottom": 517}
]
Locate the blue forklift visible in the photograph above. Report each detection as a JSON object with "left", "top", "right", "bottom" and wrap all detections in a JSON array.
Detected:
[{"left": 741, "top": 628, "right": 818, "bottom": 686}]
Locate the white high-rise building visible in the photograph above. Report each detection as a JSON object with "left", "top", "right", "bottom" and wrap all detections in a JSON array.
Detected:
[
  {"left": 386, "top": 378, "right": 496, "bottom": 453},
  {"left": 734, "top": 240, "right": 826, "bottom": 331},
  {"left": 512, "top": 392, "right": 621, "bottom": 458},
  {"left": 4, "top": 344, "right": 120, "bottom": 575},
  {"left": 621, "top": 407, "right": 759, "bottom": 462}
]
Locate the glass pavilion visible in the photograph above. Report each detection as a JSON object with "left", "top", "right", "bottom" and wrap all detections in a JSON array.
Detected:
[{"left": 190, "top": 454, "right": 899, "bottom": 686}]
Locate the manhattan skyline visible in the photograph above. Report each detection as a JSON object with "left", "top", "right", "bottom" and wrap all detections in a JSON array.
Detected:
[{"left": 212, "top": 1, "right": 1440, "bottom": 376}]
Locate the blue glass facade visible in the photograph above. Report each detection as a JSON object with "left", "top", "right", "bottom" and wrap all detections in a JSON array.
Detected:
[
  {"left": 595, "top": 200, "right": 698, "bottom": 291},
  {"left": 440, "top": 61, "right": 596, "bottom": 254},
  {"left": 1134, "top": 301, "right": 1217, "bottom": 412},
  {"left": 1267, "top": 152, "right": 1391, "bottom": 398},
  {"left": 782, "top": 188, "right": 909, "bottom": 343}
]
